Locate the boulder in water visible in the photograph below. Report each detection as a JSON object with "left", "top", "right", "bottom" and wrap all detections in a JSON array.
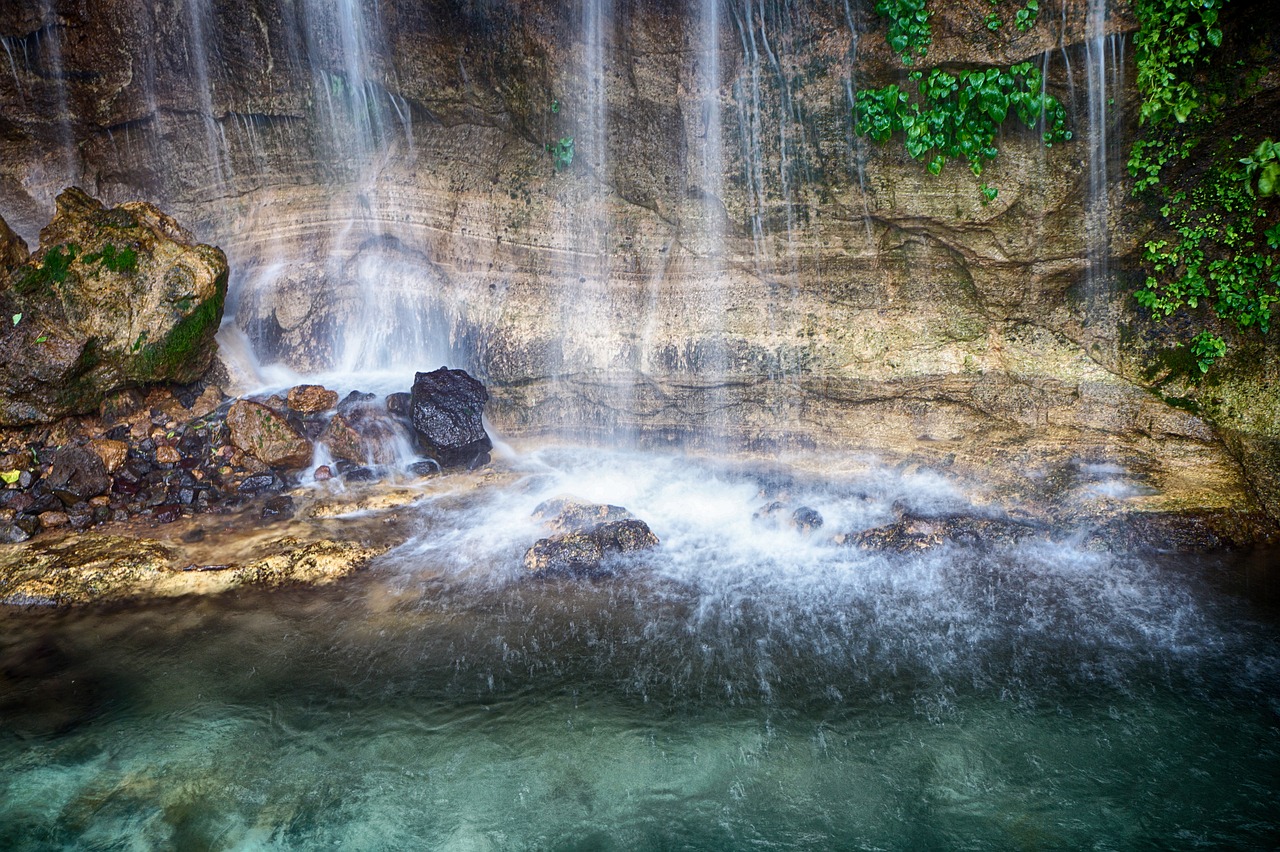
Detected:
[
  {"left": 287, "top": 384, "right": 338, "bottom": 413},
  {"left": 226, "top": 399, "right": 313, "bottom": 469},
  {"left": 845, "top": 512, "right": 1043, "bottom": 552},
  {"left": 524, "top": 497, "right": 659, "bottom": 576},
  {"left": 0, "top": 188, "right": 228, "bottom": 425},
  {"left": 409, "top": 367, "right": 492, "bottom": 468}
]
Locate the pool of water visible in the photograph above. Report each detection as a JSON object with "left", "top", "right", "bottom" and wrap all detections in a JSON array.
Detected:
[{"left": 2, "top": 449, "right": 1278, "bottom": 849}]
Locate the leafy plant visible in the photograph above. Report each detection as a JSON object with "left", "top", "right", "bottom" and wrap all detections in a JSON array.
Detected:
[
  {"left": 875, "top": 0, "right": 931, "bottom": 64},
  {"left": 855, "top": 63, "right": 1070, "bottom": 180},
  {"left": 986, "top": 12, "right": 1001, "bottom": 31},
  {"left": 1128, "top": 0, "right": 1278, "bottom": 372},
  {"left": 1240, "top": 139, "right": 1279, "bottom": 198},
  {"left": 1013, "top": 0, "right": 1038, "bottom": 32},
  {"left": 549, "top": 136, "right": 575, "bottom": 172}
]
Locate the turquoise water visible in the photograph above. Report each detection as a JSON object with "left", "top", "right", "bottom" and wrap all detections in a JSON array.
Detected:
[{"left": 2, "top": 451, "right": 1278, "bottom": 850}]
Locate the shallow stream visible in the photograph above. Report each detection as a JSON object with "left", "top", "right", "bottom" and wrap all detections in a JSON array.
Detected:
[{"left": 2, "top": 448, "right": 1278, "bottom": 849}]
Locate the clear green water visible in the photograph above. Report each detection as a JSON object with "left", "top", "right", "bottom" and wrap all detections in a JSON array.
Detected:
[{"left": 2, "top": 450, "right": 1278, "bottom": 850}]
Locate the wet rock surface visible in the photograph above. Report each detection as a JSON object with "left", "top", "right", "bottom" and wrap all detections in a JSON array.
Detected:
[
  {"left": 0, "top": 188, "right": 228, "bottom": 426},
  {"left": 410, "top": 368, "right": 492, "bottom": 469},
  {"left": 0, "top": 213, "right": 27, "bottom": 272},
  {"left": 524, "top": 497, "right": 660, "bottom": 576},
  {"left": 226, "top": 399, "right": 313, "bottom": 469}
]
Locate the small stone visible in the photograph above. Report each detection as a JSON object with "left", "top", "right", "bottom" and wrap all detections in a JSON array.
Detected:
[
  {"left": 314, "top": 465, "right": 333, "bottom": 481},
  {"left": 38, "top": 510, "right": 70, "bottom": 530},
  {"left": 386, "top": 392, "right": 412, "bottom": 416},
  {"left": 89, "top": 495, "right": 111, "bottom": 508},
  {"left": 287, "top": 384, "right": 339, "bottom": 413},
  {"left": 238, "top": 473, "right": 282, "bottom": 494},
  {"left": 261, "top": 495, "right": 295, "bottom": 521},
  {"left": 152, "top": 504, "right": 182, "bottom": 524},
  {"left": 343, "top": 467, "right": 377, "bottom": 483},
  {"left": 226, "top": 399, "right": 313, "bottom": 469},
  {"left": 155, "top": 445, "right": 182, "bottom": 465},
  {"left": 89, "top": 438, "right": 129, "bottom": 474}
]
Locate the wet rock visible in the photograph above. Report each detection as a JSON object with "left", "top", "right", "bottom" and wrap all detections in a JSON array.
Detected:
[
  {"left": 0, "top": 533, "right": 387, "bottom": 605},
  {"left": 320, "top": 405, "right": 403, "bottom": 466},
  {"left": 226, "top": 399, "right": 313, "bottom": 469},
  {"left": 88, "top": 438, "right": 129, "bottom": 473},
  {"left": 343, "top": 466, "right": 378, "bottom": 483},
  {"left": 152, "top": 504, "right": 183, "bottom": 524},
  {"left": 0, "top": 188, "right": 228, "bottom": 426},
  {"left": 46, "top": 445, "right": 111, "bottom": 503},
  {"left": 313, "top": 464, "right": 332, "bottom": 481},
  {"left": 791, "top": 506, "right": 824, "bottom": 532},
  {"left": 261, "top": 494, "right": 295, "bottom": 521},
  {"left": 754, "top": 501, "right": 824, "bottom": 532},
  {"left": 533, "top": 496, "right": 635, "bottom": 533},
  {"left": 155, "top": 445, "right": 181, "bottom": 466},
  {"left": 0, "top": 212, "right": 28, "bottom": 272},
  {"left": 847, "top": 513, "right": 1044, "bottom": 553},
  {"left": 38, "top": 511, "right": 70, "bottom": 530},
  {"left": 238, "top": 472, "right": 284, "bottom": 494},
  {"left": 409, "top": 368, "right": 492, "bottom": 468},
  {"left": 385, "top": 392, "right": 412, "bottom": 416},
  {"left": 407, "top": 460, "right": 440, "bottom": 478},
  {"left": 524, "top": 497, "right": 659, "bottom": 576},
  {"left": 0, "top": 522, "right": 31, "bottom": 544},
  {"left": 287, "top": 384, "right": 339, "bottom": 413}
]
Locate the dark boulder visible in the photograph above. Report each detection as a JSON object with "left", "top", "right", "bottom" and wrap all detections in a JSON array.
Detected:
[
  {"left": 409, "top": 368, "right": 492, "bottom": 468},
  {"left": 45, "top": 445, "right": 111, "bottom": 504},
  {"left": 524, "top": 497, "right": 659, "bottom": 576},
  {"left": 846, "top": 512, "right": 1044, "bottom": 553}
]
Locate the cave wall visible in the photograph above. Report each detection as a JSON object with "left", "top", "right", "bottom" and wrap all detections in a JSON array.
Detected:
[{"left": 0, "top": 0, "right": 1275, "bottom": 512}]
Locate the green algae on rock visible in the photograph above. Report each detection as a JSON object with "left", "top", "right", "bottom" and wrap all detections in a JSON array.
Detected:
[{"left": 0, "top": 188, "right": 228, "bottom": 426}]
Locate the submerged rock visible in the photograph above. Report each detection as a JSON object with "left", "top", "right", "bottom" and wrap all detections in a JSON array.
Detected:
[
  {"left": 226, "top": 399, "right": 313, "bottom": 469},
  {"left": 409, "top": 368, "right": 492, "bottom": 468},
  {"left": 846, "top": 513, "right": 1044, "bottom": 553},
  {"left": 524, "top": 497, "right": 659, "bottom": 576},
  {"left": 0, "top": 188, "right": 228, "bottom": 425},
  {"left": 320, "top": 397, "right": 404, "bottom": 466}
]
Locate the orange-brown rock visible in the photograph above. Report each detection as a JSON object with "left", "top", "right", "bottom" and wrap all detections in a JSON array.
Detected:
[
  {"left": 226, "top": 400, "right": 312, "bottom": 469},
  {"left": 287, "top": 384, "right": 339, "bottom": 413}
]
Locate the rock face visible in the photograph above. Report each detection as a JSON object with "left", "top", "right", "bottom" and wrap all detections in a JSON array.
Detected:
[
  {"left": 226, "top": 399, "right": 313, "bottom": 469},
  {"left": 410, "top": 368, "right": 492, "bottom": 468},
  {"left": 0, "top": 214, "right": 26, "bottom": 272},
  {"left": 0, "top": 2, "right": 1277, "bottom": 521},
  {"left": 524, "top": 497, "right": 659, "bottom": 576},
  {"left": 0, "top": 188, "right": 228, "bottom": 426}
]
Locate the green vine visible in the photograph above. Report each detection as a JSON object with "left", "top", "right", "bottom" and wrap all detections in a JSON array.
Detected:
[
  {"left": 857, "top": 2, "right": 1069, "bottom": 195},
  {"left": 1128, "top": 0, "right": 1278, "bottom": 372}
]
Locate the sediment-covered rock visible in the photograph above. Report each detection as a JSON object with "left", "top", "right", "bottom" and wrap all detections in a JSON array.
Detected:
[
  {"left": 410, "top": 368, "right": 492, "bottom": 468},
  {"left": 0, "top": 188, "right": 228, "bottom": 425}
]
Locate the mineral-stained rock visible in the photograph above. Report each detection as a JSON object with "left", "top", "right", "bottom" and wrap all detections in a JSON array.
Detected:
[
  {"left": 0, "top": 213, "right": 28, "bottom": 272},
  {"left": 409, "top": 368, "right": 492, "bottom": 468},
  {"left": 287, "top": 384, "right": 338, "bottom": 413},
  {"left": 0, "top": 188, "right": 228, "bottom": 425},
  {"left": 226, "top": 399, "right": 313, "bottom": 469}
]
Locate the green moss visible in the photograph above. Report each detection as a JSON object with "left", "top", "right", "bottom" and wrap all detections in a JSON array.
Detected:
[
  {"left": 13, "top": 243, "right": 79, "bottom": 296},
  {"left": 136, "top": 283, "right": 226, "bottom": 379}
]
